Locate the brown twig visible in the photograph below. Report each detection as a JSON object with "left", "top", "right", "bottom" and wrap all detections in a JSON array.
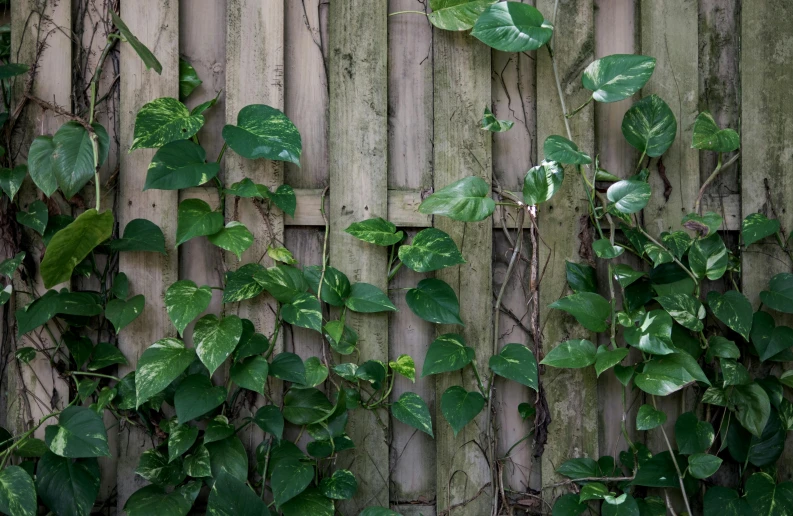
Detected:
[{"left": 23, "top": 93, "right": 95, "bottom": 133}]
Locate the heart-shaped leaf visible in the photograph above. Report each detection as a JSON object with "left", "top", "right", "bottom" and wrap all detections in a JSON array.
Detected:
[
  {"left": 16, "top": 199, "right": 48, "bottom": 235},
  {"left": 744, "top": 472, "right": 793, "bottom": 515},
  {"left": 481, "top": 107, "right": 514, "bottom": 132},
  {"left": 303, "top": 266, "right": 351, "bottom": 307},
  {"left": 390, "top": 392, "right": 434, "bottom": 437},
  {"left": 0, "top": 165, "right": 27, "bottom": 201},
  {"left": 253, "top": 265, "right": 308, "bottom": 303},
  {"left": 53, "top": 121, "right": 110, "bottom": 199},
  {"left": 280, "top": 488, "right": 333, "bottom": 516},
  {"left": 427, "top": 0, "right": 496, "bottom": 31},
  {"left": 675, "top": 411, "right": 714, "bottom": 454},
  {"left": 283, "top": 387, "right": 333, "bottom": 425},
  {"left": 131, "top": 97, "right": 203, "bottom": 150},
  {"left": 703, "top": 486, "right": 750, "bottom": 516},
  {"left": 105, "top": 294, "right": 145, "bottom": 333},
  {"left": 549, "top": 292, "right": 611, "bottom": 332},
  {"left": 406, "top": 278, "right": 462, "bottom": 325},
  {"left": 207, "top": 221, "right": 253, "bottom": 259},
  {"left": 540, "top": 339, "right": 597, "bottom": 368},
  {"left": 168, "top": 425, "right": 198, "bottom": 463},
  {"left": 635, "top": 352, "right": 710, "bottom": 396},
  {"left": 389, "top": 354, "right": 416, "bottom": 382},
  {"left": 582, "top": 54, "right": 656, "bottom": 103},
  {"left": 345, "top": 282, "right": 396, "bottom": 313},
  {"left": 41, "top": 209, "right": 113, "bottom": 288},
  {"left": 344, "top": 217, "right": 403, "bottom": 246},
  {"left": 36, "top": 452, "right": 100, "bottom": 516},
  {"left": 593, "top": 239, "right": 624, "bottom": 259},
  {"left": 144, "top": 140, "right": 219, "bottom": 190},
  {"left": 707, "top": 290, "right": 752, "bottom": 340},
  {"left": 732, "top": 383, "right": 771, "bottom": 437},
  {"left": 761, "top": 273, "right": 793, "bottom": 314},
  {"left": 398, "top": 228, "right": 465, "bottom": 272},
  {"left": 222, "top": 104, "right": 301, "bottom": 165},
  {"left": 566, "top": 261, "right": 598, "bottom": 293},
  {"left": 441, "top": 386, "right": 485, "bottom": 437},
  {"left": 688, "top": 453, "right": 722, "bottom": 479},
  {"left": 319, "top": 469, "right": 357, "bottom": 501},
  {"left": 418, "top": 176, "right": 496, "bottom": 222},
  {"left": 656, "top": 294, "right": 705, "bottom": 332},
  {"left": 230, "top": 356, "right": 269, "bottom": 395},
  {"left": 194, "top": 314, "right": 243, "bottom": 376},
  {"left": 110, "top": 219, "right": 167, "bottom": 254},
  {"left": 88, "top": 343, "right": 128, "bottom": 370},
  {"left": 27, "top": 136, "right": 59, "bottom": 196},
  {"left": 176, "top": 198, "right": 224, "bottom": 246},
  {"left": 594, "top": 346, "right": 629, "bottom": 377},
  {"left": 471, "top": 2, "right": 552, "bottom": 52},
  {"left": 682, "top": 211, "right": 723, "bottom": 236},
  {"left": 253, "top": 406, "right": 284, "bottom": 439},
  {"left": 636, "top": 404, "right": 666, "bottom": 430},
  {"left": 45, "top": 406, "right": 110, "bottom": 458},
  {"left": 0, "top": 62, "right": 29, "bottom": 79},
  {"left": 621, "top": 95, "right": 677, "bottom": 157},
  {"left": 136, "top": 338, "right": 196, "bottom": 407},
  {"left": 260, "top": 184, "right": 297, "bottom": 217},
  {"left": 489, "top": 343, "right": 538, "bottom": 390},
  {"left": 270, "top": 352, "right": 306, "bottom": 384},
  {"left": 165, "top": 280, "right": 213, "bottom": 336},
  {"left": 282, "top": 293, "right": 323, "bottom": 331},
  {"left": 692, "top": 111, "right": 739, "bottom": 153},
  {"left": 123, "top": 482, "right": 201, "bottom": 516},
  {"left": 323, "top": 321, "right": 358, "bottom": 355},
  {"left": 422, "top": 333, "right": 474, "bottom": 376},
  {"left": 689, "top": 233, "right": 728, "bottom": 281},
  {"left": 523, "top": 159, "right": 564, "bottom": 205},
  {"left": 15, "top": 291, "right": 102, "bottom": 336},
  {"left": 0, "top": 465, "right": 37, "bottom": 516},
  {"left": 178, "top": 57, "right": 202, "bottom": 100},
  {"left": 742, "top": 213, "right": 779, "bottom": 248},
  {"left": 607, "top": 179, "right": 652, "bottom": 214},
  {"left": 612, "top": 264, "right": 645, "bottom": 288},
  {"left": 543, "top": 135, "right": 591, "bottom": 164},
  {"left": 174, "top": 374, "right": 227, "bottom": 423},
  {"left": 207, "top": 471, "right": 271, "bottom": 515}
]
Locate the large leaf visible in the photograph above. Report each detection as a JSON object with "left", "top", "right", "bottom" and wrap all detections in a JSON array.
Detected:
[
  {"left": 174, "top": 374, "right": 227, "bottom": 423},
  {"left": 131, "top": 97, "right": 203, "bottom": 150},
  {"left": 703, "top": 487, "right": 750, "bottom": 516},
  {"left": 621, "top": 95, "right": 676, "bottom": 157},
  {"left": 345, "top": 282, "right": 396, "bottom": 313},
  {"left": 692, "top": 111, "right": 740, "bottom": 153},
  {"left": 123, "top": 482, "right": 200, "bottom": 516},
  {"left": 136, "top": 449, "right": 187, "bottom": 485},
  {"left": 230, "top": 356, "right": 269, "bottom": 394},
  {"left": 53, "top": 121, "right": 110, "bottom": 198},
  {"left": 760, "top": 273, "right": 793, "bottom": 314},
  {"left": 0, "top": 164, "right": 27, "bottom": 201},
  {"left": 270, "top": 352, "right": 307, "bottom": 384},
  {"left": 0, "top": 465, "right": 37, "bottom": 516},
  {"left": 656, "top": 294, "right": 705, "bottom": 332},
  {"left": 253, "top": 265, "right": 308, "bottom": 303},
  {"left": 105, "top": 294, "right": 145, "bottom": 333},
  {"left": 522, "top": 159, "right": 564, "bottom": 205},
  {"left": 27, "top": 136, "right": 58, "bottom": 196},
  {"left": 280, "top": 488, "right": 334, "bottom": 516},
  {"left": 540, "top": 339, "right": 597, "bottom": 368},
  {"left": 732, "top": 383, "right": 771, "bottom": 437},
  {"left": 398, "top": 228, "right": 465, "bottom": 272},
  {"left": 440, "top": 386, "right": 484, "bottom": 437},
  {"left": 744, "top": 473, "right": 793, "bottom": 516},
  {"left": 145, "top": 140, "right": 219, "bottom": 190},
  {"left": 40, "top": 209, "right": 113, "bottom": 288},
  {"left": 582, "top": 54, "right": 656, "bottom": 103},
  {"left": 635, "top": 352, "right": 710, "bottom": 396},
  {"left": 406, "top": 278, "right": 462, "bottom": 324},
  {"left": 207, "top": 221, "right": 254, "bottom": 259},
  {"left": 624, "top": 309, "right": 676, "bottom": 355},
  {"left": 422, "top": 333, "right": 474, "bottom": 376},
  {"left": 206, "top": 436, "right": 248, "bottom": 483},
  {"left": 607, "top": 179, "right": 651, "bottom": 214},
  {"left": 319, "top": 470, "right": 357, "bottom": 501},
  {"left": 549, "top": 292, "right": 611, "bottom": 332},
  {"left": 304, "top": 265, "right": 351, "bottom": 307},
  {"left": 36, "top": 452, "right": 99, "bottom": 516},
  {"left": 344, "top": 217, "right": 403, "bottom": 246},
  {"left": 222, "top": 104, "right": 301, "bottom": 165},
  {"left": 15, "top": 290, "right": 102, "bottom": 335},
  {"left": 283, "top": 387, "right": 333, "bottom": 425},
  {"left": 253, "top": 406, "right": 285, "bottom": 439},
  {"left": 136, "top": 338, "right": 196, "bottom": 407},
  {"left": 742, "top": 213, "right": 780, "bottom": 247},
  {"left": 489, "top": 343, "right": 538, "bottom": 390},
  {"left": 45, "top": 406, "right": 110, "bottom": 458},
  {"left": 675, "top": 411, "right": 714, "bottom": 454},
  {"left": 543, "top": 135, "right": 591, "bottom": 165},
  {"left": 471, "top": 2, "right": 552, "bottom": 52},
  {"left": 223, "top": 264, "right": 266, "bottom": 303},
  {"left": 110, "top": 219, "right": 167, "bottom": 254},
  {"left": 566, "top": 261, "right": 598, "bottom": 293},
  {"left": 418, "top": 176, "right": 495, "bottom": 222},
  {"left": 0, "top": 63, "right": 29, "bottom": 79},
  {"left": 707, "top": 290, "right": 752, "bottom": 341},
  {"left": 594, "top": 346, "right": 629, "bottom": 377},
  {"left": 282, "top": 293, "right": 323, "bottom": 331},
  {"left": 207, "top": 471, "right": 270, "bottom": 516},
  {"left": 728, "top": 408, "right": 785, "bottom": 467},
  {"left": 390, "top": 392, "right": 434, "bottom": 437},
  {"left": 194, "top": 314, "right": 243, "bottom": 376},
  {"left": 110, "top": 11, "right": 162, "bottom": 73},
  {"left": 176, "top": 198, "right": 224, "bottom": 246},
  {"left": 165, "top": 280, "right": 213, "bottom": 335},
  {"left": 427, "top": 0, "right": 496, "bottom": 31},
  {"left": 689, "top": 233, "right": 728, "bottom": 281}
]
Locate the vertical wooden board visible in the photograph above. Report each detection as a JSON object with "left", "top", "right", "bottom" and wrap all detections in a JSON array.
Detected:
[
  {"left": 535, "top": 0, "right": 598, "bottom": 498},
  {"left": 329, "top": 0, "right": 389, "bottom": 511},
  {"left": 433, "top": 29, "right": 492, "bottom": 515},
  {"left": 225, "top": 0, "right": 284, "bottom": 460},
  {"left": 640, "top": 0, "right": 699, "bottom": 234},
  {"left": 116, "top": 1, "right": 179, "bottom": 509},
  {"left": 8, "top": 0, "right": 71, "bottom": 439},
  {"left": 742, "top": 0, "right": 793, "bottom": 482}
]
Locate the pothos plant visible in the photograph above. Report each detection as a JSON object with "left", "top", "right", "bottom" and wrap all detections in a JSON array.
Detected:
[{"left": 0, "top": 2, "right": 790, "bottom": 516}]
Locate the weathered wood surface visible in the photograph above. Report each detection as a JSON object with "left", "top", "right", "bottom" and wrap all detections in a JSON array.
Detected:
[
  {"left": 433, "top": 27, "right": 493, "bottom": 515},
  {"left": 329, "top": 1, "right": 390, "bottom": 511},
  {"left": 741, "top": 0, "right": 793, "bottom": 482},
  {"left": 116, "top": 1, "right": 179, "bottom": 510}
]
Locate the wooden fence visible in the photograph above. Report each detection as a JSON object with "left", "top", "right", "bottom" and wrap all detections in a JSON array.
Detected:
[{"left": 2, "top": 0, "right": 791, "bottom": 514}]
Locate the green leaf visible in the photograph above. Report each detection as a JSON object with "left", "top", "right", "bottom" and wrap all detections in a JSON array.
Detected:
[
  {"left": 105, "top": 294, "right": 145, "bottom": 333},
  {"left": 742, "top": 213, "right": 779, "bottom": 247},
  {"left": 728, "top": 408, "right": 785, "bottom": 467},
  {"left": 689, "top": 233, "right": 728, "bottom": 281},
  {"left": 303, "top": 265, "right": 351, "bottom": 307},
  {"left": 418, "top": 176, "right": 495, "bottom": 222},
  {"left": 391, "top": 391, "right": 434, "bottom": 437},
  {"left": 270, "top": 352, "right": 307, "bottom": 384},
  {"left": 207, "top": 471, "right": 271, "bottom": 516},
  {"left": 110, "top": 11, "right": 162, "bottom": 73},
  {"left": 0, "top": 252, "right": 25, "bottom": 277},
  {"left": 523, "top": 160, "right": 564, "bottom": 205},
  {"left": 631, "top": 451, "right": 687, "bottom": 488},
  {"left": 607, "top": 179, "right": 652, "bottom": 214},
  {"left": 15, "top": 290, "right": 101, "bottom": 335},
  {"left": 579, "top": 482, "right": 609, "bottom": 502},
  {"left": 110, "top": 218, "right": 167, "bottom": 254},
  {"left": 174, "top": 374, "right": 226, "bottom": 423},
  {"left": 427, "top": 0, "right": 496, "bottom": 31},
  {"left": 230, "top": 356, "right": 269, "bottom": 394},
  {"left": 549, "top": 292, "right": 610, "bottom": 332},
  {"left": 355, "top": 360, "right": 387, "bottom": 389},
  {"left": 595, "top": 346, "right": 629, "bottom": 377},
  {"left": 399, "top": 228, "right": 465, "bottom": 272},
  {"left": 732, "top": 383, "right": 771, "bottom": 437},
  {"left": 168, "top": 425, "right": 198, "bottom": 463},
  {"left": 253, "top": 406, "right": 284, "bottom": 439},
  {"left": 760, "top": 273, "right": 793, "bottom": 314},
  {"left": 692, "top": 111, "right": 739, "bottom": 153},
  {"left": 136, "top": 338, "right": 196, "bottom": 407},
  {"left": 165, "top": 280, "right": 213, "bottom": 336},
  {"left": 301, "top": 357, "right": 328, "bottom": 388},
  {"left": 124, "top": 482, "right": 200, "bottom": 516},
  {"left": 271, "top": 457, "right": 313, "bottom": 507},
  {"left": 707, "top": 290, "right": 753, "bottom": 341},
  {"left": 16, "top": 199, "right": 48, "bottom": 235},
  {"left": 625, "top": 309, "right": 677, "bottom": 355},
  {"left": 621, "top": 95, "right": 676, "bottom": 157},
  {"left": 706, "top": 336, "right": 740, "bottom": 362},
  {"left": 687, "top": 453, "right": 722, "bottom": 479},
  {"left": 207, "top": 221, "right": 254, "bottom": 259},
  {"left": 471, "top": 2, "right": 552, "bottom": 52},
  {"left": 52, "top": 121, "right": 109, "bottom": 198},
  {"left": 260, "top": 184, "right": 297, "bottom": 217},
  {"left": 540, "top": 339, "right": 597, "bottom": 368},
  {"left": 194, "top": 314, "right": 243, "bottom": 376},
  {"left": 45, "top": 406, "right": 110, "bottom": 458},
  {"left": 489, "top": 343, "right": 538, "bottom": 390},
  {"left": 683, "top": 211, "right": 723, "bottom": 236},
  {"left": 0, "top": 165, "right": 26, "bottom": 201},
  {"left": 346, "top": 282, "right": 396, "bottom": 313},
  {"left": 40, "top": 208, "right": 112, "bottom": 288},
  {"left": 745, "top": 472, "right": 793, "bottom": 516},
  {"left": 268, "top": 245, "right": 297, "bottom": 265},
  {"left": 176, "top": 198, "right": 224, "bottom": 246},
  {"left": 582, "top": 54, "right": 656, "bottom": 103},
  {"left": 178, "top": 58, "right": 202, "bottom": 100},
  {"left": 344, "top": 217, "right": 403, "bottom": 246},
  {"left": 661, "top": 230, "right": 692, "bottom": 259},
  {"left": 319, "top": 469, "right": 357, "bottom": 500},
  {"left": 552, "top": 493, "right": 587, "bottom": 516},
  {"left": 635, "top": 352, "right": 710, "bottom": 396},
  {"left": 223, "top": 263, "right": 266, "bottom": 303},
  {"left": 28, "top": 136, "right": 58, "bottom": 196},
  {"left": 636, "top": 404, "right": 666, "bottom": 430},
  {"left": 566, "top": 261, "right": 598, "bottom": 293},
  {"left": 137, "top": 449, "right": 186, "bottom": 485},
  {"left": 422, "top": 333, "right": 474, "bottom": 376},
  {"left": 557, "top": 457, "right": 600, "bottom": 479},
  {"left": 656, "top": 294, "right": 705, "bottom": 332},
  {"left": 406, "top": 278, "right": 462, "bottom": 325},
  {"left": 222, "top": 104, "right": 301, "bottom": 165},
  {"left": 253, "top": 264, "right": 307, "bottom": 303},
  {"left": 481, "top": 107, "right": 514, "bottom": 132},
  {"left": 675, "top": 411, "right": 714, "bottom": 454},
  {"left": 145, "top": 140, "right": 219, "bottom": 190},
  {"left": 703, "top": 487, "right": 750, "bottom": 516},
  {"left": 593, "top": 239, "right": 624, "bottom": 259},
  {"left": 36, "top": 452, "right": 99, "bottom": 516},
  {"left": 389, "top": 354, "right": 416, "bottom": 382},
  {"left": 280, "top": 488, "right": 334, "bottom": 516},
  {"left": 283, "top": 387, "right": 333, "bottom": 425},
  {"left": 0, "top": 62, "right": 29, "bottom": 79},
  {"left": 323, "top": 321, "right": 357, "bottom": 355},
  {"left": 0, "top": 465, "right": 37, "bottom": 516},
  {"left": 441, "top": 386, "right": 484, "bottom": 437},
  {"left": 132, "top": 97, "right": 202, "bottom": 150},
  {"left": 282, "top": 293, "right": 323, "bottom": 331},
  {"left": 543, "top": 135, "right": 591, "bottom": 164}
]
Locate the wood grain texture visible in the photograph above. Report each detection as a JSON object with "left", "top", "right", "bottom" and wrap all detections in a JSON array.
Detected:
[
  {"left": 433, "top": 28, "right": 492, "bottom": 515},
  {"left": 328, "top": 1, "right": 390, "bottom": 511},
  {"left": 741, "top": 0, "right": 793, "bottom": 482},
  {"left": 225, "top": 0, "right": 285, "bottom": 465},
  {"left": 116, "top": 0, "right": 179, "bottom": 510},
  {"left": 536, "top": 0, "right": 598, "bottom": 499}
]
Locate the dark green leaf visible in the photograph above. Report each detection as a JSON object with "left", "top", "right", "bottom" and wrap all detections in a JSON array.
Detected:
[
  {"left": 593, "top": 238, "right": 625, "bottom": 259},
  {"left": 543, "top": 135, "right": 591, "bottom": 164},
  {"left": 253, "top": 406, "right": 284, "bottom": 439},
  {"left": 111, "top": 11, "right": 162, "bottom": 73},
  {"left": 16, "top": 199, "right": 48, "bottom": 235},
  {"left": 703, "top": 487, "right": 750, "bottom": 516},
  {"left": 174, "top": 374, "right": 226, "bottom": 423},
  {"left": 15, "top": 291, "right": 101, "bottom": 336},
  {"left": 441, "top": 386, "right": 484, "bottom": 437},
  {"left": 272, "top": 458, "right": 313, "bottom": 507},
  {"left": 222, "top": 104, "right": 301, "bottom": 165},
  {"left": 689, "top": 234, "right": 728, "bottom": 280},
  {"left": 552, "top": 493, "right": 587, "bottom": 516},
  {"left": 489, "top": 343, "right": 538, "bottom": 390},
  {"left": 168, "top": 425, "right": 198, "bottom": 463},
  {"left": 283, "top": 387, "right": 333, "bottom": 425},
  {"left": 207, "top": 471, "right": 270, "bottom": 516},
  {"left": 270, "top": 352, "right": 306, "bottom": 384},
  {"left": 595, "top": 345, "right": 629, "bottom": 377},
  {"left": 419, "top": 176, "right": 495, "bottom": 222},
  {"left": 105, "top": 294, "right": 145, "bottom": 333},
  {"left": 206, "top": 435, "right": 248, "bottom": 482},
  {"left": 176, "top": 198, "right": 223, "bottom": 246},
  {"left": 0, "top": 252, "right": 25, "bottom": 278},
  {"left": 52, "top": 122, "right": 109, "bottom": 198},
  {"left": 260, "top": 184, "right": 297, "bottom": 217},
  {"left": 682, "top": 211, "right": 723, "bottom": 236},
  {"left": 582, "top": 54, "right": 656, "bottom": 103},
  {"left": 123, "top": 482, "right": 200, "bottom": 516},
  {"left": 44, "top": 406, "right": 110, "bottom": 458},
  {"left": 319, "top": 469, "right": 357, "bottom": 500},
  {"left": 323, "top": 321, "right": 358, "bottom": 355},
  {"left": 760, "top": 273, "right": 793, "bottom": 314},
  {"left": 621, "top": 95, "right": 676, "bottom": 157},
  {"left": 223, "top": 263, "right": 266, "bottom": 303},
  {"left": 692, "top": 111, "right": 739, "bottom": 153},
  {"left": 656, "top": 294, "right": 705, "bottom": 332},
  {"left": 687, "top": 453, "right": 722, "bottom": 479},
  {"left": 178, "top": 58, "right": 202, "bottom": 100},
  {"left": 0, "top": 465, "right": 38, "bottom": 516},
  {"left": 231, "top": 356, "right": 269, "bottom": 394},
  {"left": 541, "top": 339, "right": 597, "bottom": 368},
  {"left": 0, "top": 164, "right": 26, "bottom": 201},
  {"left": 253, "top": 264, "right": 307, "bottom": 303},
  {"left": 732, "top": 383, "right": 771, "bottom": 437},
  {"left": 728, "top": 408, "right": 785, "bottom": 467},
  {"left": 471, "top": 2, "right": 552, "bottom": 52},
  {"left": 742, "top": 213, "right": 779, "bottom": 247},
  {"left": 406, "top": 278, "right": 462, "bottom": 324},
  {"left": 422, "top": 333, "right": 474, "bottom": 376},
  {"left": 391, "top": 391, "right": 434, "bottom": 437},
  {"left": 303, "top": 265, "right": 351, "bottom": 307},
  {"left": 301, "top": 356, "right": 328, "bottom": 387},
  {"left": 0, "top": 63, "right": 29, "bottom": 79},
  {"left": 661, "top": 230, "right": 692, "bottom": 259},
  {"left": 282, "top": 293, "right": 323, "bottom": 331},
  {"left": 36, "top": 452, "right": 99, "bottom": 516},
  {"left": 280, "top": 488, "right": 334, "bottom": 516},
  {"left": 523, "top": 159, "right": 564, "bottom": 205},
  {"left": 607, "top": 179, "right": 652, "bottom": 213},
  {"left": 399, "top": 228, "right": 465, "bottom": 272},
  {"left": 675, "top": 411, "right": 714, "bottom": 454},
  {"left": 612, "top": 264, "right": 645, "bottom": 288},
  {"left": 145, "top": 140, "right": 219, "bottom": 190},
  {"left": 110, "top": 218, "right": 167, "bottom": 254},
  {"left": 636, "top": 404, "right": 666, "bottom": 430},
  {"left": 557, "top": 457, "right": 600, "bottom": 479},
  {"left": 566, "top": 261, "right": 597, "bottom": 293},
  {"left": 549, "top": 292, "right": 610, "bottom": 332},
  {"left": 745, "top": 472, "right": 793, "bottom": 516},
  {"left": 707, "top": 290, "right": 752, "bottom": 340},
  {"left": 345, "top": 282, "right": 396, "bottom": 313}
]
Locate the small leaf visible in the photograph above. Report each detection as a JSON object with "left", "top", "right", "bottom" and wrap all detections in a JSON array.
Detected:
[
  {"left": 688, "top": 453, "right": 722, "bottom": 479},
  {"left": 176, "top": 198, "right": 224, "bottom": 246},
  {"left": 224, "top": 263, "right": 266, "bottom": 303},
  {"left": 406, "top": 278, "right": 462, "bottom": 325},
  {"left": 111, "top": 11, "right": 162, "bottom": 73},
  {"left": 105, "top": 294, "right": 145, "bottom": 333},
  {"left": 207, "top": 221, "right": 253, "bottom": 259},
  {"left": 145, "top": 140, "right": 219, "bottom": 190},
  {"left": 268, "top": 246, "right": 297, "bottom": 264},
  {"left": 165, "top": 280, "right": 213, "bottom": 336},
  {"left": 344, "top": 217, "right": 403, "bottom": 246},
  {"left": 261, "top": 184, "right": 297, "bottom": 217},
  {"left": 692, "top": 111, "right": 739, "bottom": 153},
  {"left": 136, "top": 338, "right": 196, "bottom": 407},
  {"left": 636, "top": 404, "right": 667, "bottom": 430},
  {"left": 488, "top": 343, "right": 538, "bottom": 390},
  {"left": 88, "top": 343, "right": 128, "bottom": 370},
  {"left": 682, "top": 211, "right": 723, "bottom": 236},
  {"left": 540, "top": 339, "right": 597, "bottom": 368},
  {"left": 131, "top": 97, "right": 202, "bottom": 150},
  {"left": 345, "top": 282, "right": 396, "bottom": 313},
  {"left": 742, "top": 213, "right": 780, "bottom": 247},
  {"left": 398, "top": 228, "right": 465, "bottom": 272},
  {"left": 41, "top": 209, "right": 113, "bottom": 288},
  {"left": 607, "top": 179, "right": 652, "bottom": 214},
  {"left": 422, "top": 333, "right": 474, "bottom": 376},
  {"left": 760, "top": 272, "right": 793, "bottom": 314},
  {"left": 427, "top": 0, "right": 496, "bottom": 31},
  {"left": 282, "top": 293, "right": 323, "bottom": 331},
  {"left": 675, "top": 412, "right": 714, "bottom": 454},
  {"left": 110, "top": 219, "right": 167, "bottom": 254},
  {"left": 582, "top": 54, "right": 656, "bottom": 103},
  {"left": 481, "top": 107, "right": 514, "bottom": 132},
  {"left": 0, "top": 252, "right": 25, "bottom": 278},
  {"left": 178, "top": 58, "right": 202, "bottom": 100},
  {"left": 593, "top": 239, "right": 624, "bottom": 259},
  {"left": 270, "top": 352, "right": 306, "bottom": 384},
  {"left": 689, "top": 233, "right": 728, "bottom": 280},
  {"left": 441, "top": 386, "right": 484, "bottom": 437},
  {"left": 222, "top": 104, "right": 302, "bottom": 165},
  {"left": 594, "top": 346, "right": 629, "bottom": 377},
  {"left": 549, "top": 292, "right": 611, "bottom": 332},
  {"left": 0, "top": 63, "right": 29, "bottom": 79},
  {"left": 707, "top": 290, "right": 753, "bottom": 341},
  {"left": 471, "top": 2, "right": 552, "bottom": 52},
  {"left": 319, "top": 469, "right": 357, "bottom": 500},
  {"left": 391, "top": 392, "right": 434, "bottom": 437},
  {"left": 16, "top": 199, "right": 48, "bottom": 235},
  {"left": 543, "top": 135, "right": 591, "bottom": 164},
  {"left": 389, "top": 354, "right": 416, "bottom": 382},
  {"left": 418, "top": 176, "right": 495, "bottom": 222},
  {"left": 0, "top": 165, "right": 27, "bottom": 201},
  {"left": 194, "top": 314, "right": 243, "bottom": 376},
  {"left": 522, "top": 159, "right": 564, "bottom": 205},
  {"left": 621, "top": 95, "right": 677, "bottom": 157},
  {"left": 612, "top": 264, "right": 645, "bottom": 288}
]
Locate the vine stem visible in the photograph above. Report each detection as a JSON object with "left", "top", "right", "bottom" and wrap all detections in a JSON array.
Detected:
[
  {"left": 694, "top": 152, "right": 740, "bottom": 214},
  {"left": 637, "top": 226, "right": 699, "bottom": 284},
  {"left": 388, "top": 10, "right": 427, "bottom": 16},
  {"left": 88, "top": 34, "right": 119, "bottom": 212},
  {"left": 317, "top": 186, "right": 330, "bottom": 301},
  {"left": 652, "top": 396, "right": 693, "bottom": 516}
]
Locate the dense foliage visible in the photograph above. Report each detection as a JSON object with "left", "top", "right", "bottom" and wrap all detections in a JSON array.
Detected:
[{"left": 0, "top": 1, "right": 790, "bottom": 515}]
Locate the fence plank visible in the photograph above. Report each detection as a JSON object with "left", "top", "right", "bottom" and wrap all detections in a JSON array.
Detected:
[
  {"left": 225, "top": 0, "right": 285, "bottom": 464},
  {"left": 536, "top": 0, "right": 598, "bottom": 499},
  {"left": 433, "top": 28, "right": 493, "bottom": 515},
  {"left": 741, "top": 0, "right": 793, "bottom": 482},
  {"left": 328, "top": 1, "right": 390, "bottom": 511},
  {"left": 116, "top": 1, "right": 179, "bottom": 510}
]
